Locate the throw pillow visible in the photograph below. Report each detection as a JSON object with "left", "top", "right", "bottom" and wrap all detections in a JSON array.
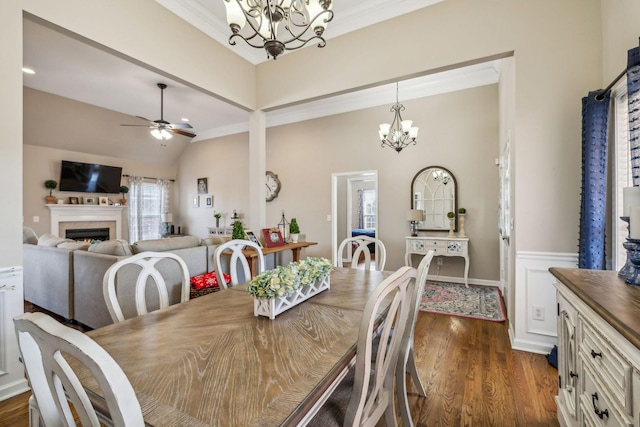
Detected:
[
  {"left": 57, "top": 241, "right": 91, "bottom": 250},
  {"left": 37, "top": 234, "right": 69, "bottom": 247},
  {"left": 88, "top": 239, "right": 133, "bottom": 256},
  {"left": 190, "top": 271, "right": 231, "bottom": 290}
]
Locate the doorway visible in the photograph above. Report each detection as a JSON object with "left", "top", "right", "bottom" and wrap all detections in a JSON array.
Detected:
[{"left": 331, "top": 170, "right": 378, "bottom": 266}]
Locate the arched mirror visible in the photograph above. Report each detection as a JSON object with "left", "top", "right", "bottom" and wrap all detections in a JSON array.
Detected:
[{"left": 411, "top": 166, "right": 457, "bottom": 231}]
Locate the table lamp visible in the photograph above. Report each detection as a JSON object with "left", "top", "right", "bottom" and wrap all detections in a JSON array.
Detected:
[{"left": 406, "top": 209, "right": 423, "bottom": 236}]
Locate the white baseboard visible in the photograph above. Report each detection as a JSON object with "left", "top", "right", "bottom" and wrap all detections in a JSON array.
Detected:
[
  {"left": 427, "top": 274, "right": 500, "bottom": 287},
  {"left": 0, "top": 378, "right": 29, "bottom": 401}
]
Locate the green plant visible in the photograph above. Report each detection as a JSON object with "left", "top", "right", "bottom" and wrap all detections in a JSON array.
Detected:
[
  {"left": 232, "top": 220, "right": 244, "bottom": 239},
  {"left": 214, "top": 211, "right": 222, "bottom": 219},
  {"left": 458, "top": 207, "right": 466, "bottom": 214},
  {"left": 447, "top": 211, "right": 455, "bottom": 219},
  {"left": 289, "top": 218, "right": 300, "bottom": 234},
  {"left": 247, "top": 257, "right": 332, "bottom": 299},
  {"left": 44, "top": 180, "right": 57, "bottom": 196},
  {"left": 119, "top": 185, "right": 129, "bottom": 198}
]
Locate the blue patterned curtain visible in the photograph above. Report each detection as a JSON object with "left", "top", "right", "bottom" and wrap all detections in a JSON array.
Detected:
[{"left": 579, "top": 91, "right": 610, "bottom": 269}]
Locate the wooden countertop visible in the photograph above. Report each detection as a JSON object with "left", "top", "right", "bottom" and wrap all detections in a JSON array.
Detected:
[{"left": 549, "top": 268, "right": 640, "bottom": 350}]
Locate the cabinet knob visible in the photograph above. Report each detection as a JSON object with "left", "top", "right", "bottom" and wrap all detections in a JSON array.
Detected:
[
  {"left": 569, "top": 371, "right": 578, "bottom": 379},
  {"left": 590, "top": 349, "right": 603, "bottom": 359}
]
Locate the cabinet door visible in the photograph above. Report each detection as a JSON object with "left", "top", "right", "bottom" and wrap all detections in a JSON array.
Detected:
[{"left": 558, "top": 294, "right": 579, "bottom": 423}]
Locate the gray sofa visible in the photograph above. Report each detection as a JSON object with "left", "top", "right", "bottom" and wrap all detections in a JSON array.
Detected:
[{"left": 23, "top": 231, "right": 231, "bottom": 329}]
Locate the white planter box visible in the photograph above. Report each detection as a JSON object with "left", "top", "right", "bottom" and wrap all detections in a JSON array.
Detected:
[{"left": 254, "top": 275, "right": 330, "bottom": 319}]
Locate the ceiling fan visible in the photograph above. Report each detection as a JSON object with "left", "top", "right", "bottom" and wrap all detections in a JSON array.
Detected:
[{"left": 121, "top": 83, "right": 196, "bottom": 140}]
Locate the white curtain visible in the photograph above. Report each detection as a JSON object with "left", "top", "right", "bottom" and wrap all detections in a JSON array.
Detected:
[{"left": 127, "top": 176, "right": 145, "bottom": 243}]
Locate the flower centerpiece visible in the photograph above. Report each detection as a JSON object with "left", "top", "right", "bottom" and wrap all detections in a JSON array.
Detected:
[{"left": 249, "top": 257, "right": 332, "bottom": 319}]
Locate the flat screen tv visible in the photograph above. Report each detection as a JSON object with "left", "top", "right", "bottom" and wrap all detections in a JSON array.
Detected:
[{"left": 59, "top": 160, "right": 123, "bottom": 194}]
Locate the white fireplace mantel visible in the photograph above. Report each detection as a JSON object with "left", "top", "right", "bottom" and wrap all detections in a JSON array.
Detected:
[{"left": 46, "top": 204, "right": 124, "bottom": 240}]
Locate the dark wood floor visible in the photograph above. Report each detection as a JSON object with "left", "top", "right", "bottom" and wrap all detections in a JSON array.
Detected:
[{"left": 0, "top": 303, "right": 559, "bottom": 426}]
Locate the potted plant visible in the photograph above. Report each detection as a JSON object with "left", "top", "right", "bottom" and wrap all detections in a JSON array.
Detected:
[
  {"left": 232, "top": 220, "right": 245, "bottom": 240},
  {"left": 458, "top": 207, "right": 466, "bottom": 215},
  {"left": 289, "top": 218, "right": 300, "bottom": 243},
  {"left": 44, "top": 180, "right": 57, "bottom": 204},
  {"left": 119, "top": 185, "right": 129, "bottom": 206}
]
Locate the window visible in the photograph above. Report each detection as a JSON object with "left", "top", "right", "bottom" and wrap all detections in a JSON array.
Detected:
[
  {"left": 613, "top": 81, "right": 630, "bottom": 270},
  {"left": 128, "top": 179, "right": 171, "bottom": 243},
  {"left": 362, "top": 189, "right": 376, "bottom": 229}
]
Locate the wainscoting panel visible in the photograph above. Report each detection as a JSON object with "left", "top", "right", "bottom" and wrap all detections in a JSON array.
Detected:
[{"left": 511, "top": 251, "right": 578, "bottom": 354}]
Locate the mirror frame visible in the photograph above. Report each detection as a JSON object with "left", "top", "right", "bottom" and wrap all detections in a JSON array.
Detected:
[{"left": 410, "top": 166, "right": 458, "bottom": 232}]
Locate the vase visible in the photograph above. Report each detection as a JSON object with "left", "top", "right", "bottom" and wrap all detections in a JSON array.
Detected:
[
  {"left": 45, "top": 196, "right": 56, "bottom": 204},
  {"left": 254, "top": 275, "right": 330, "bottom": 319},
  {"left": 458, "top": 214, "right": 466, "bottom": 237},
  {"left": 216, "top": 218, "right": 220, "bottom": 227},
  {"left": 290, "top": 233, "right": 299, "bottom": 243},
  {"left": 120, "top": 198, "right": 127, "bottom": 206},
  {"left": 448, "top": 218, "right": 455, "bottom": 237}
]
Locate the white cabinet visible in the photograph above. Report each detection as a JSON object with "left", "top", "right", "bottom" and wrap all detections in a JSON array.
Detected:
[
  {"left": 552, "top": 268, "right": 640, "bottom": 427},
  {"left": 405, "top": 236, "right": 469, "bottom": 286}
]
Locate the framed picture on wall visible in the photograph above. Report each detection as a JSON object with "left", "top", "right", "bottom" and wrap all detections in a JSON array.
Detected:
[
  {"left": 261, "top": 228, "right": 285, "bottom": 247},
  {"left": 205, "top": 195, "right": 213, "bottom": 207},
  {"left": 197, "top": 177, "right": 208, "bottom": 194},
  {"left": 244, "top": 230, "right": 262, "bottom": 247},
  {"left": 192, "top": 195, "right": 200, "bottom": 207}
]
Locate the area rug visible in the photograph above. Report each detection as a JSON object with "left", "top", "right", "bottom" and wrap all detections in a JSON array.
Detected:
[{"left": 420, "top": 281, "right": 506, "bottom": 322}]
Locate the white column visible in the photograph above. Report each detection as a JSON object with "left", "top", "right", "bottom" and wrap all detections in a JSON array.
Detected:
[{"left": 249, "top": 111, "right": 266, "bottom": 230}]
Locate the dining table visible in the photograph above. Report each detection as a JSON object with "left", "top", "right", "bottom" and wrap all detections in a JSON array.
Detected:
[{"left": 76, "top": 267, "right": 392, "bottom": 427}]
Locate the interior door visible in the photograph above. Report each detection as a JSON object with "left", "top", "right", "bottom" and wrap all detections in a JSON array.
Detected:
[{"left": 331, "top": 171, "right": 378, "bottom": 266}]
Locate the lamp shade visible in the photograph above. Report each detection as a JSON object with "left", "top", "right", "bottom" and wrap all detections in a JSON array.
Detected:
[
  {"left": 406, "top": 209, "right": 423, "bottom": 222},
  {"left": 162, "top": 213, "right": 173, "bottom": 223}
]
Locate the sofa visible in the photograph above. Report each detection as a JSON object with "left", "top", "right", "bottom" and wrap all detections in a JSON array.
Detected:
[{"left": 23, "top": 230, "right": 231, "bottom": 329}]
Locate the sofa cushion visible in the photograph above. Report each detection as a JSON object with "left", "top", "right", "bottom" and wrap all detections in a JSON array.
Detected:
[
  {"left": 132, "top": 236, "right": 200, "bottom": 253},
  {"left": 190, "top": 271, "right": 231, "bottom": 290},
  {"left": 23, "top": 227, "right": 38, "bottom": 245},
  {"left": 201, "top": 236, "right": 231, "bottom": 246},
  {"left": 88, "top": 239, "right": 133, "bottom": 256},
  {"left": 57, "top": 241, "right": 91, "bottom": 250},
  {"left": 38, "top": 234, "right": 69, "bottom": 247}
]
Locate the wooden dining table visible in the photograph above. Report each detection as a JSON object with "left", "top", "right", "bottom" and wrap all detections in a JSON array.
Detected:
[{"left": 77, "top": 267, "right": 391, "bottom": 427}]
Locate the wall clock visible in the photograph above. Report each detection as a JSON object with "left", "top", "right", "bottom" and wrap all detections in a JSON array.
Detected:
[{"left": 266, "top": 171, "right": 281, "bottom": 202}]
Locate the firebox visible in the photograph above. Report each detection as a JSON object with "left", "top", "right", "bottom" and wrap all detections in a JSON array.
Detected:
[{"left": 65, "top": 227, "right": 109, "bottom": 242}]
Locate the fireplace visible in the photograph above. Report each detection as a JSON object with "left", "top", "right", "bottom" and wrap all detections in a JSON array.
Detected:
[
  {"left": 66, "top": 227, "right": 110, "bottom": 242},
  {"left": 46, "top": 205, "right": 124, "bottom": 240}
]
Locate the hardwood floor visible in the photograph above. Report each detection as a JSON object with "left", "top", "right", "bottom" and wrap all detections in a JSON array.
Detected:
[{"left": 0, "top": 305, "right": 558, "bottom": 426}]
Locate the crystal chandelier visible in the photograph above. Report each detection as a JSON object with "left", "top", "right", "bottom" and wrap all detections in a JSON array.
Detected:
[
  {"left": 223, "top": 0, "right": 334, "bottom": 60},
  {"left": 378, "top": 83, "right": 419, "bottom": 153}
]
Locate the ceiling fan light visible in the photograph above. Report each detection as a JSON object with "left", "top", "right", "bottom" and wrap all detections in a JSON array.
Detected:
[
  {"left": 150, "top": 129, "right": 162, "bottom": 140},
  {"left": 160, "top": 129, "right": 173, "bottom": 140}
]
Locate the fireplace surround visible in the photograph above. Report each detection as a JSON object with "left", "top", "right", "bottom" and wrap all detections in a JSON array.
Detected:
[{"left": 46, "top": 204, "right": 124, "bottom": 240}]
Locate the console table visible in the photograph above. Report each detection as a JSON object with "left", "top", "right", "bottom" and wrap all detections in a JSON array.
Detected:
[
  {"left": 405, "top": 236, "right": 470, "bottom": 287},
  {"left": 243, "top": 241, "right": 318, "bottom": 277}
]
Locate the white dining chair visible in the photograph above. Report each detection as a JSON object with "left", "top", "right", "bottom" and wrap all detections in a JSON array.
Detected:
[
  {"left": 397, "top": 250, "right": 435, "bottom": 427},
  {"left": 14, "top": 312, "right": 144, "bottom": 427},
  {"left": 336, "top": 235, "right": 387, "bottom": 271},
  {"left": 103, "top": 251, "right": 190, "bottom": 323},
  {"left": 308, "top": 266, "right": 417, "bottom": 427},
  {"left": 212, "top": 239, "right": 265, "bottom": 287}
]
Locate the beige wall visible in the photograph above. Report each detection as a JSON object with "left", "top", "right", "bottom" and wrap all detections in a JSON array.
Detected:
[
  {"left": 176, "top": 133, "right": 250, "bottom": 239},
  {"left": 23, "top": 145, "right": 177, "bottom": 239}
]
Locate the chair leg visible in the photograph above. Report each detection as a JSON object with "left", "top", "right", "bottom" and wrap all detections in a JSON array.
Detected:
[
  {"left": 28, "top": 394, "right": 41, "bottom": 427},
  {"left": 407, "top": 347, "right": 427, "bottom": 397},
  {"left": 396, "top": 354, "right": 412, "bottom": 427}
]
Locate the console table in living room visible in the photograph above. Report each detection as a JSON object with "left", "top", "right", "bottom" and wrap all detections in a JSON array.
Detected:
[
  {"left": 405, "top": 236, "right": 470, "bottom": 287},
  {"left": 243, "top": 241, "right": 317, "bottom": 276}
]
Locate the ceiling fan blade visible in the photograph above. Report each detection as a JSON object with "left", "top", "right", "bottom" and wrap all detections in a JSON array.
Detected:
[
  {"left": 135, "top": 116, "right": 155, "bottom": 123},
  {"left": 120, "top": 124, "right": 152, "bottom": 127},
  {"left": 171, "top": 128, "right": 197, "bottom": 138},
  {"left": 169, "top": 122, "right": 193, "bottom": 129}
]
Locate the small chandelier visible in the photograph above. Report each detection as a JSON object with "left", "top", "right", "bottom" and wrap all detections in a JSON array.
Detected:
[
  {"left": 378, "top": 83, "right": 419, "bottom": 153},
  {"left": 223, "top": 0, "right": 334, "bottom": 60}
]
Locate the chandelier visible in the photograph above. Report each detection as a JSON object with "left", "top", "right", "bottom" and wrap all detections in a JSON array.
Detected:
[
  {"left": 378, "top": 83, "right": 419, "bottom": 153},
  {"left": 223, "top": 0, "right": 334, "bottom": 60}
]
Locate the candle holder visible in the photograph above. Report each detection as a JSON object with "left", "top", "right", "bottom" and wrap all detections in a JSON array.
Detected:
[
  {"left": 624, "top": 238, "right": 640, "bottom": 286},
  {"left": 619, "top": 216, "right": 635, "bottom": 279}
]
